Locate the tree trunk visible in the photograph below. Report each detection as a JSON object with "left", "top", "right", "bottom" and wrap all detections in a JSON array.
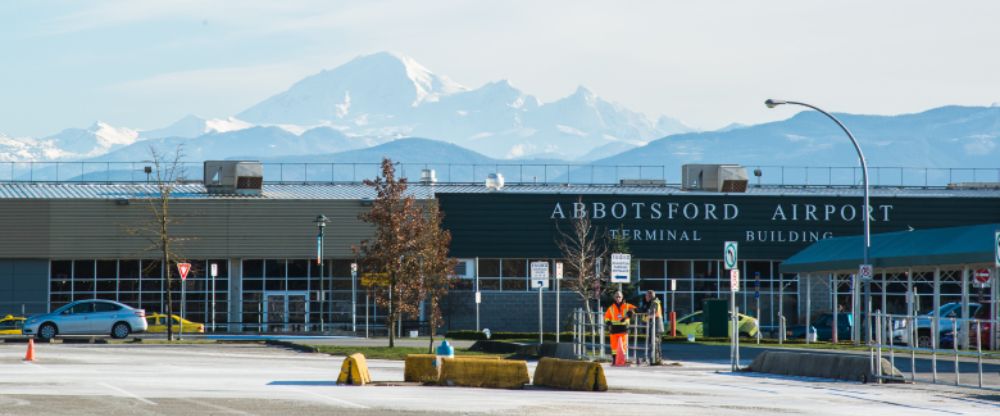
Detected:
[
  {"left": 427, "top": 298, "right": 437, "bottom": 354},
  {"left": 388, "top": 282, "right": 396, "bottom": 348}
]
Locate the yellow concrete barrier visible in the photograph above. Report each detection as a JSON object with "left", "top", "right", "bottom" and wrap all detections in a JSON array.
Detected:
[
  {"left": 336, "top": 353, "right": 372, "bottom": 386},
  {"left": 406, "top": 354, "right": 503, "bottom": 383},
  {"left": 532, "top": 357, "right": 607, "bottom": 392},
  {"left": 438, "top": 357, "right": 529, "bottom": 389},
  {"left": 404, "top": 354, "right": 438, "bottom": 383}
]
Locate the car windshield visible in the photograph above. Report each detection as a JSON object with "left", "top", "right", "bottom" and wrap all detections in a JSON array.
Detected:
[
  {"left": 679, "top": 312, "right": 703, "bottom": 324},
  {"left": 0, "top": 319, "right": 22, "bottom": 329}
]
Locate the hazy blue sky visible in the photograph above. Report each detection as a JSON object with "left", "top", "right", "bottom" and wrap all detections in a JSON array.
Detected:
[{"left": 3, "top": 0, "right": 999, "bottom": 137}]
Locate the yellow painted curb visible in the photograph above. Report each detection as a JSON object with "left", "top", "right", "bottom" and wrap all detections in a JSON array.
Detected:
[
  {"left": 336, "top": 353, "right": 372, "bottom": 386},
  {"left": 532, "top": 357, "right": 607, "bottom": 391}
]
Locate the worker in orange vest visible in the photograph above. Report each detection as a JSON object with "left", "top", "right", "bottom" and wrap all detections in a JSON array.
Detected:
[{"left": 604, "top": 290, "right": 636, "bottom": 366}]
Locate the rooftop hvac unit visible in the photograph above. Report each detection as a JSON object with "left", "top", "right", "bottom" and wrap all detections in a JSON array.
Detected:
[
  {"left": 681, "top": 164, "right": 749, "bottom": 192},
  {"left": 203, "top": 160, "right": 263, "bottom": 196},
  {"left": 485, "top": 173, "right": 505, "bottom": 190},
  {"left": 420, "top": 169, "right": 437, "bottom": 184}
]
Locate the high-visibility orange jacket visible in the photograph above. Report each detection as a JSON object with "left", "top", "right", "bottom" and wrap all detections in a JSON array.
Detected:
[{"left": 604, "top": 301, "right": 636, "bottom": 334}]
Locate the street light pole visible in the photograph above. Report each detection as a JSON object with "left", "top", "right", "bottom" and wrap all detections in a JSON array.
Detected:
[
  {"left": 765, "top": 99, "right": 871, "bottom": 345},
  {"left": 314, "top": 214, "right": 328, "bottom": 333}
]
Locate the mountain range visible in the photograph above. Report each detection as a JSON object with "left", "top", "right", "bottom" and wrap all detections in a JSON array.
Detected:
[{"left": 0, "top": 51, "right": 998, "bottom": 183}]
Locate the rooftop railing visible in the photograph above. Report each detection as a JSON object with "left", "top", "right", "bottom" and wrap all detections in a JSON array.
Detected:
[{"left": 0, "top": 161, "right": 998, "bottom": 188}]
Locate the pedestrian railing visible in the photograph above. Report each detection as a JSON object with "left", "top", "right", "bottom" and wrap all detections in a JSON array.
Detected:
[
  {"left": 571, "top": 309, "right": 661, "bottom": 366},
  {"left": 870, "top": 311, "right": 999, "bottom": 389},
  {"left": 2, "top": 160, "right": 998, "bottom": 187}
]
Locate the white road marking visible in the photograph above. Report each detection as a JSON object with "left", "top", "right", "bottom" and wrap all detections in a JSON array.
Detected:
[
  {"left": 98, "top": 382, "right": 157, "bottom": 405},
  {"left": 290, "top": 388, "right": 369, "bottom": 409},
  {"left": 178, "top": 397, "right": 255, "bottom": 415}
]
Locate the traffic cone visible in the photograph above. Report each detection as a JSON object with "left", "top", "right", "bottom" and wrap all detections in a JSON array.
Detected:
[
  {"left": 614, "top": 343, "right": 626, "bottom": 367},
  {"left": 24, "top": 338, "right": 35, "bottom": 362}
]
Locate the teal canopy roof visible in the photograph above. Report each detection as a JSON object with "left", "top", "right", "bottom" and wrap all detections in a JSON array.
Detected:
[{"left": 780, "top": 223, "right": 1000, "bottom": 273}]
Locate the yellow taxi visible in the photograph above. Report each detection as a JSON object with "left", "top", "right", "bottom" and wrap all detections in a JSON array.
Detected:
[
  {"left": 0, "top": 315, "right": 26, "bottom": 335},
  {"left": 145, "top": 313, "right": 205, "bottom": 333},
  {"left": 675, "top": 311, "right": 759, "bottom": 338}
]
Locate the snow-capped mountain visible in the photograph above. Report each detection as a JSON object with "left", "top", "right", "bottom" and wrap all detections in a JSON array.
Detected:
[
  {"left": 141, "top": 115, "right": 253, "bottom": 139},
  {"left": 238, "top": 51, "right": 466, "bottom": 127},
  {"left": 0, "top": 134, "right": 63, "bottom": 161},
  {"left": 235, "top": 52, "right": 690, "bottom": 159},
  {"left": 0, "top": 122, "right": 140, "bottom": 161}
]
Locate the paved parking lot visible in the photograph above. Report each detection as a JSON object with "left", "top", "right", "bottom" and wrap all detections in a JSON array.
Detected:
[{"left": 0, "top": 342, "right": 998, "bottom": 415}]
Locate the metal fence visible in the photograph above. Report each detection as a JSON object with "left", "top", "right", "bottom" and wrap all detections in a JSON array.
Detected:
[
  {"left": 572, "top": 309, "right": 662, "bottom": 365},
  {"left": 869, "top": 311, "right": 998, "bottom": 389},
  {"left": 1, "top": 161, "right": 999, "bottom": 187}
]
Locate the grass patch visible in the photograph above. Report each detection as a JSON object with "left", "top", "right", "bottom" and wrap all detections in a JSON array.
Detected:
[
  {"left": 309, "top": 345, "right": 501, "bottom": 360},
  {"left": 109, "top": 338, "right": 221, "bottom": 345}
]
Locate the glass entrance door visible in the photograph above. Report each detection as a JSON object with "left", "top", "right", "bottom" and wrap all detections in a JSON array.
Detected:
[{"left": 263, "top": 292, "right": 310, "bottom": 332}]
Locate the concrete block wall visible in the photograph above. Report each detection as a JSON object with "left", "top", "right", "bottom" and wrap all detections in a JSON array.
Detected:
[{"left": 443, "top": 291, "right": 585, "bottom": 333}]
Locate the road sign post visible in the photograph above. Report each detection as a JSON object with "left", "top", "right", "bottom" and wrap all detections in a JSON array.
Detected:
[
  {"left": 610, "top": 253, "right": 631, "bottom": 285},
  {"left": 351, "top": 262, "right": 358, "bottom": 333},
  {"left": 177, "top": 262, "right": 191, "bottom": 340},
  {"left": 729, "top": 267, "right": 740, "bottom": 371},
  {"left": 555, "top": 261, "right": 563, "bottom": 343},
  {"left": 724, "top": 241, "right": 739, "bottom": 270},
  {"left": 530, "top": 261, "right": 550, "bottom": 344},
  {"left": 210, "top": 263, "right": 217, "bottom": 333}
]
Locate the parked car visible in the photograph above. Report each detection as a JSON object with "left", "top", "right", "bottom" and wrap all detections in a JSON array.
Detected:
[
  {"left": 145, "top": 313, "right": 205, "bottom": 334},
  {"left": 0, "top": 314, "right": 26, "bottom": 335},
  {"left": 787, "top": 312, "right": 853, "bottom": 341},
  {"left": 675, "top": 310, "right": 759, "bottom": 338},
  {"left": 941, "top": 304, "right": 993, "bottom": 349},
  {"left": 892, "top": 302, "right": 982, "bottom": 347},
  {"left": 21, "top": 300, "right": 147, "bottom": 341}
]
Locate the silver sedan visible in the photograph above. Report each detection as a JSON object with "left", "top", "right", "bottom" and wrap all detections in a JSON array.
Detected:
[{"left": 22, "top": 300, "right": 148, "bottom": 341}]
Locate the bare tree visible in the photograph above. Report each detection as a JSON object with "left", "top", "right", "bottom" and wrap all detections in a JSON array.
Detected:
[
  {"left": 554, "top": 198, "right": 608, "bottom": 325},
  {"left": 356, "top": 159, "right": 426, "bottom": 348},
  {"left": 416, "top": 201, "right": 458, "bottom": 353},
  {"left": 127, "top": 145, "right": 189, "bottom": 341}
]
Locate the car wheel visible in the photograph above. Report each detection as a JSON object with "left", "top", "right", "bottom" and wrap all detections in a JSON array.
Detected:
[
  {"left": 111, "top": 322, "right": 131, "bottom": 339},
  {"left": 917, "top": 331, "right": 932, "bottom": 348},
  {"left": 37, "top": 323, "right": 57, "bottom": 341}
]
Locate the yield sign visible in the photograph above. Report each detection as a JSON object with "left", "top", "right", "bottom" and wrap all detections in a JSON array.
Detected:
[{"left": 177, "top": 262, "right": 192, "bottom": 281}]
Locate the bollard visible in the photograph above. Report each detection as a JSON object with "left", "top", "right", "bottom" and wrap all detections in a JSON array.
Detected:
[
  {"left": 910, "top": 315, "right": 916, "bottom": 382},
  {"left": 599, "top": 315, "right": 605, "bottom": 360},
  {"left": 875, "top": 311, "right": 883, "bottom": 383},
  {"left": 932, "top": 314, "right": 938, "bottom": 383},
  {"left": 669, "top": 311, "right": 677, "bottom": 337},
  {"left": 887, "top": 314, "right": 895, "bottom": 371},
  {"left": 952, "top": 317, "right": 959, "bottom": 386},
  {"left": 779, "top": 315, "right": 786, "bottom": 344},
  {"left": 976, "top": 320, "right": 983, "bottom": 388}
]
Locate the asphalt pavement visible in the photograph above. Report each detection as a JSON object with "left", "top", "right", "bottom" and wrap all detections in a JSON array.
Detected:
[{"left": 1, "top": 342, "right": 998, "bottom": 415}]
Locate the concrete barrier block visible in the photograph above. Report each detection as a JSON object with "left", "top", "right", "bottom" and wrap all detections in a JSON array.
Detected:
[
  {"left": 748, "top": 350, "right": 902, "bottom": 382},
  {"left": 532, "top": 357, "right": 607, "bottom": 392},
  {"left": 404, "top": 354, "right": 439, "bottom": 383},
  {"left": 438, "top": 357, "right": 530, "bottom": 389},
  {"left": 336, "top": 353, "right": 372, "bottom": 386}
]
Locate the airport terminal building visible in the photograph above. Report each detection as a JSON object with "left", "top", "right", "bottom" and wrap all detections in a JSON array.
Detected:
[{"left": 1, "top": 162, "right": 998, "bottom": 336}]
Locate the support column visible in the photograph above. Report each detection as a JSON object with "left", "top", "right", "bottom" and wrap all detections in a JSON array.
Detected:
[
  {"left": 229, "top": 258, "right": 242, "bottom": 333},
  {"left": 961, "top": 266, "right": 970, "bottom": 350},
  {"left": 933, "top": 267, "right": 941, "bottom": 346}
]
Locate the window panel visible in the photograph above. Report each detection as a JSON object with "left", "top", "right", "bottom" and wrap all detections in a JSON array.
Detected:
[
  {"left": 501, "top": 259, "right": 526, "bottom": 277},
  {"left": 242, "top": 260, "right": 264, "bottom": 278},
  {"left": 96, "top": 260, "right": 117, "bottom": 278},
  {"left": 288, "top": 260, "right": 309, "bottom": 277},
  {"left": 639, "top": 260, "right": 665, "bottom": 278},
  {"left": 265, "top": 260, "right": 285, "bottom": 278},
  {"left": 119, "top": 260, "right": 140, "bottom": 279},
  {"left": 478, "top": 259, "right": 500, "bottom": 277},
  {"left": 74, "top": 260, "right": 94, "bottom": 279}
]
